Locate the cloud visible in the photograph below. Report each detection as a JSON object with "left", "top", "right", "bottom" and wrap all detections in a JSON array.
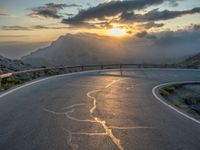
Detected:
[
  {"left": 33, "top": 25, "right": 67, "bottom": 29},
  {"left": 134, "top": 27, "right": 200, "bottom": 46},
  {"left": 62, "top": 0, "right": 196, "bottom": 29},
  {"left": 142, "top": 21, "right": 164, "bottom": 29},
  {"left": 188, "top": 24, "right": 200, "bottom": 31},
  {"left": 1, "top": 26, "right": 31, "bottom": 30},
  {"left": 0, "top": 35, "right": 29, "bottom": 38},
  {"left": 64, "top": 13, "right": 74, "bottom": 17},
  {"left": 28, "top": 3, "right": 81, "bottom": 19},
  {"left": 120, "top": 7, "right": 200, "bottom": 22},
  {"left": 65, "top": 4, "right": 82, "bottom": 8},
  {"left": 127, "top": 28, "right": 200, "bottom": 63},
  {"left": 166, "top": 0, "right": 183, "bottom": 7},
  {"left": 0, "top": 8, "right": 10, "bottom": 16},
  {"left": 153, "top": 30, "right": 200, "bottom": 47},
  {"left": 135, "top": 31, "right": 148, "bottom": 38},
  {"left": 135, "top": 30, "right": 157, "bottom": 39},
  {"left": 1, "top": 25, "right": 68, "bottom": 30},
  {"left": 62, "top": 0, "right": 167, "bottom": 25}
]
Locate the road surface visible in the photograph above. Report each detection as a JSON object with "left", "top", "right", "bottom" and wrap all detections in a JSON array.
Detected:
[{"left": 0, "top": 69, "right": 200, "bottom": 150}]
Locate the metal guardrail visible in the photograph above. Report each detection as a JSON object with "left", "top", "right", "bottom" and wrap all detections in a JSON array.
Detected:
[
  {"left": 0, "top": 63, "right": 186, "bottom": 77},
  {"left": 0, "top": 63, "right": 190, "bottom": 88},
  {"left": 0, "top": 64, "right": 118, "bottom": 79}
]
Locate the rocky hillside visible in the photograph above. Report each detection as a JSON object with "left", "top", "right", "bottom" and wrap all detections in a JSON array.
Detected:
[
  {"left": 0, "top": 55, "right": 31, "bottom": 73},
  {"left": 181, "top": 53, "right": 200, "bottom": 68}
]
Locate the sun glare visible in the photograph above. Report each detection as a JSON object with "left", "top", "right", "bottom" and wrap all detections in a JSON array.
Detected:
[{"left": 109, "top": 28, "right": 126, "bottom": 36}]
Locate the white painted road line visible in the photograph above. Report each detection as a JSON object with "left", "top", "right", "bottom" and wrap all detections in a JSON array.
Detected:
[
  {"left": 152, "top": 81, "right": 200, "bottom": 125},
  {"left": 0, "top": 69, "right": 121, "bottom": 98},
  {"left": 0, "top": 70, "right": 102, "bottom": 98}
]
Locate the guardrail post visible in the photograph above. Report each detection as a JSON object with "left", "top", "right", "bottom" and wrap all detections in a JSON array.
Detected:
[
  {"left": 81, "top": 66, "right": 84, "bottom": 71},
  {"left": 0, "top": 78, "right": 1, "bottom": 89},
  {"left": 120, "top": 64, "right": 123, "bottom": 76}
]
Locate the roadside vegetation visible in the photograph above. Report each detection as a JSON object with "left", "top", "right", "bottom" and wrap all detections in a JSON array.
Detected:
[
  {"left": 159, "top": 86, "right": 177, "bottom": 96},
  {"left": 159, "top": 83, "right": 200, "bottom": 120},
  {"left": 0, "top": 79, "right": 24, "bottom": 91}
]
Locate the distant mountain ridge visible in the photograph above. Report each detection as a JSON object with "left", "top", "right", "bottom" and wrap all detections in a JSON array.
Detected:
[
  {"left": 0, "top": 55, "right": 31, "bottom": 73},
  {"left": 181, "top": 53, "right": 200, "bottom": 67},
  {"left": 22, "top": 33, "right": 125, "bottom": 66},
  {"left": 22, "top": 33, "right": 200, "bottom": 67}
]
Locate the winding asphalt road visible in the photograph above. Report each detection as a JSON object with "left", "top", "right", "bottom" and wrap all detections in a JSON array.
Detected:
[{"left": 0, "top": 69, "right": 200, "bottom": 150}]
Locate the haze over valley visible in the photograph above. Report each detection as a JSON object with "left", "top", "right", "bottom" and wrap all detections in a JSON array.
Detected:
[{"left": 22, "top": 29, "right": 200, "bottom": 66}]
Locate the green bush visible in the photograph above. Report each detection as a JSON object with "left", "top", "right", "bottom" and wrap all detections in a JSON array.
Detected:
[
  {"left": 160, "top": 89, "right": 170, "bottom": 96},
  {"left": 173, "top": 100, "right": 181, "bottom": 108},
  {"left": 163, "top": 86, "right": 176, "bottom": 93},
  {"left": 1, "top": 79, "right": 24, "bottom": 90}
]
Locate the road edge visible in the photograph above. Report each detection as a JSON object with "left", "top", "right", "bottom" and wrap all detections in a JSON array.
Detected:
[
  {"left": 152, "top": 81, "right": 200, "bottom": 125},
  {"left": 0, "top": 69, "right": 105, "bottom": 98}
]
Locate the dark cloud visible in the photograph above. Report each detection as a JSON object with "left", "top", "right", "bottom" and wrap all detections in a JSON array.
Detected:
[
  {"left": 135, "top": 31, "right": 148, "bottom": 38},
  {"left": 28, "top": 3, "right": 81, "bottom": 19},
  {"left": 62, "top": 0, "right": 196, "bottom": 29},
  {"left": 94, "top": 20, "right": 115, "bottom": 29},
  {"left": 134, "top": 27, "right": 200, "bottom": 46},
  {"left": 121, "top": 7, "right": 200, "bottom": 22},
  {"left": 1, "top": 26, "right": 31, "bottom": 30},
  {"left": 1, "top": 25, "right": 68, "bottom": 30},
  {"left": 135, "top": 30, "right": 157, "bottom": 39},
  {"left": 154, "top": 30, "right": 200, "bottom": 46},
  {"left": 33, "top": 25, "right": 67, "bottom": 29},
  {"left": 62, "top": 0, "right": 167, "bottom": 25},
  {"left": 143, "top": 21, "right": 164, "bottom": 29}
]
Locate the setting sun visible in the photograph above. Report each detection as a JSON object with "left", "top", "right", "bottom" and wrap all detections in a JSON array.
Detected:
[{"left": 109, "top": 28, "right": 126, "bottom": 36}]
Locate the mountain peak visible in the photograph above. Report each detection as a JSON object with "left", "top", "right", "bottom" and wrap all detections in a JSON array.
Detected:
[{"left": 21, "top": 33, "right": 200, "bottom": 67}]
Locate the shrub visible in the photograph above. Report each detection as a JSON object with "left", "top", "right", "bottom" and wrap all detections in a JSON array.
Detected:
[
  {"left": 1, "top": 79, "right": 24, "bottom": 90},
  {"left": 160, "top": 89, "right": 170, "bottom": 96},
  {"left": 163, "top": 86, "right": 176, "bottom": 93},
  {"left": 173, "top": 100, "right": 181, "bottom": 108}
]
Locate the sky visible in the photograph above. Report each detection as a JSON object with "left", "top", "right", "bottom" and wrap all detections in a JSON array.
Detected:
[{"left": 0, "top": 0, "right": 200, "bottom": 58}]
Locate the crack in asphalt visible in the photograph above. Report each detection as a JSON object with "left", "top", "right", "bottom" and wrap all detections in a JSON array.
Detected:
[
  {"left": 109, "top": 126, "right": 153, "bottom": 130},
  {"left": 63, "top": 128, "right": 79, "bottom": 150},
  {"left": 87, "top": 79, "right": 125, "bottom": 150},
  {"left": 62, "top": 103, "right": 86, "bottom": 110},
  {"left": 65, "top": 109, "right": 96, "bottom": 123},
  {"left": 44, "top": 79, "right": 152, "bottom": 150}
]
